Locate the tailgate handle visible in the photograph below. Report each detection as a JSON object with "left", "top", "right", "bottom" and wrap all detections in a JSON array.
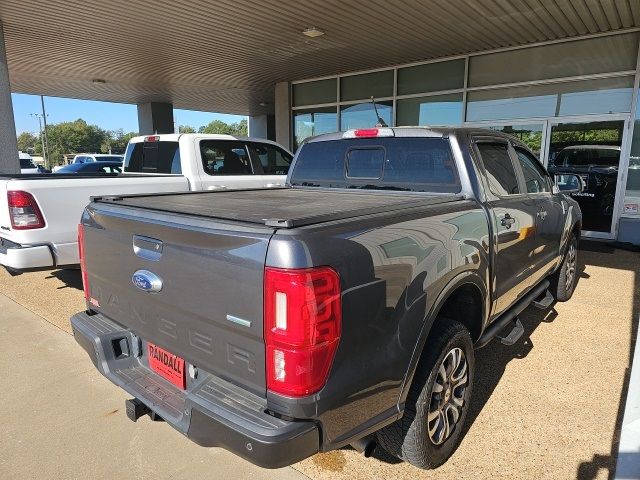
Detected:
[{"left": 132, "top": 235, "right": 163, "bottom": 261}]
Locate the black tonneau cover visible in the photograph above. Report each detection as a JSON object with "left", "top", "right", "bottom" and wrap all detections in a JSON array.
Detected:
[{"left": 95, "top": 187, "right": 463, "bottom": 228}]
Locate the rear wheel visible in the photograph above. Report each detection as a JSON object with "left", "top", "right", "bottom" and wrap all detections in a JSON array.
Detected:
[
  {"left": 551, "top": 234, "right": 578, "bottom": 302},
  {"left": 376, "top": 320, "right": 474, "bottom": 469}
]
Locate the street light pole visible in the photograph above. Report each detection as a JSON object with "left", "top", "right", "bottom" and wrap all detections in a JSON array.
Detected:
[
  {"left": 40, "top": 96, "right": 51, "bottom": 169},
  {"left": 30, "top": 113, "right": 47, "bottom": 166}
]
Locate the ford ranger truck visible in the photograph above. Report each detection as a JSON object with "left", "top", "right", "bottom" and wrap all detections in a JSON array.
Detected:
[
  {"left": 71, "top": 127, "right": 582, "bottom": 469},
  {"left": 0, "top": 134, "right": 292, "bottom": 274}
]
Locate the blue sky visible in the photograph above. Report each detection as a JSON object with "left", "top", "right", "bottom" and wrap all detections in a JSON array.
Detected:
[{"left": 11, "top": 93, "right": 246, "bottom": 134}]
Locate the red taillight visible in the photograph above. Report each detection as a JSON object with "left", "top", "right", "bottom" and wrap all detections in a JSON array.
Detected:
[
  {"left": 264, "top": 267, "right": 341, "bottom": 397},
  {"left": 144, "top": 135, "right": 160, "bottom": 142},
  {"left": 7, "top": 191, "right": 45, "bottom": 230},
  {"left": 78, "top": 224, "right": 89, "bottom": 300},
  {"left": 354, "top": 128, "right": 379, "bottom": 137}
]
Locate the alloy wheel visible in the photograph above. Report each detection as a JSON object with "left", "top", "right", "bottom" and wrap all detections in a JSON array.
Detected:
[
  {"left": 427, "top": 347, "right": 468, "bottom": 445},
  {"left": 565, "top": 241, "right": 577, "bottom": 292}
]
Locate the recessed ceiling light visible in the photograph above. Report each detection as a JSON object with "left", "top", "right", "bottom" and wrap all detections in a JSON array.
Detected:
[
  {"left": 92, "top": 78, "right": 106, "bottom": 84},
  {"left": 259, "top": 102, "right": 268, "bottom": 107},
  {"left": 302, "top": 27, "right": 324, "bottom": 38}
]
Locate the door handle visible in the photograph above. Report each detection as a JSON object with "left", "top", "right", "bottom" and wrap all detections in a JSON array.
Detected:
[{"left": 501, "top": 213, "right": 516, "bottom": 229}]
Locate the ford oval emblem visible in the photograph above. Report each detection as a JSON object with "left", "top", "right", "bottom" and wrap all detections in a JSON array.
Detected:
[{"left": 131, "top": 270, "right": 163, "bottom": 293}]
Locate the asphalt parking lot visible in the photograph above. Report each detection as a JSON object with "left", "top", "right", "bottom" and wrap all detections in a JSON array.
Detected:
[{"left": 0, "top": 242, "right": 638, "bottom": 480}]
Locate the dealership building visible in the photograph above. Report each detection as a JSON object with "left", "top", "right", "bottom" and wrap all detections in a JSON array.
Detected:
[{"left": 0, "top": 1, "right": 639, "bottom": 243}]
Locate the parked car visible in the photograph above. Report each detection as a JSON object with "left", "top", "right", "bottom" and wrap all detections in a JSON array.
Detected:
[
  {"left": 72, "top": 127, "right": 582, "bottom": 470},
  {"left": 18, "top": 152, "right": 39, "bottom": 174},
  {"left": 54, "top": 161, "right": 123, "bottom": 174},
  {"left": 0, "top": 134, "right": 292, "bottom": 274},
  {"left": 547, "top": 145, "right": 620, "bottom": 231},
  {"left": 71, "top": 153, "right": 124, "bottom": 164}
]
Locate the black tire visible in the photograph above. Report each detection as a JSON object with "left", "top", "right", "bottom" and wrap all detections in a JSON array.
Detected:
[
  {"left": 376, "top": 320, "right": 474, "bottom": 469},
  {"left": 550, "top": 233, "right": 578, "bottom": 302}
]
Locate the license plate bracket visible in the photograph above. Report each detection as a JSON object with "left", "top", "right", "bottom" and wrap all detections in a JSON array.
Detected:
[{"left": 147, "top": 342, "right": 186, "bottom": 389}]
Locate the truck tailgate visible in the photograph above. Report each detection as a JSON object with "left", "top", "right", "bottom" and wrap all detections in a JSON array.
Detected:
[{"left": 83, "top": 202, "right": 273, "bottom": 396}]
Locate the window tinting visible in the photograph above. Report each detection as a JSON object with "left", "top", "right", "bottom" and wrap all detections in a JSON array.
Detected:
[
  {"left": 292, "top": 79, "right": 337, "bottom": 107},
  {"left": 556, "top": 147, "right": 620, "bottom": 167},
  {"left": 290, "top": 138, "right": 460, "bottom": 193},
  {"left": 347, "top": 148, "right": 384, "bottom": 178},
  {"left": 476, "top": 143, "right": 520, "bottom": 196},
  {"left": 468, "top": 33, "right": 639, "bottom": 87},
  {"left": 200, "top": 141, "right": 253, "bottom": 175},
  {"left": 249, "top": 143, "right": 292, "bottom": 175},
  {"left": 19, "top": 158, "right": 36, "bottom": 169},
  {"left": 397, "top": 59, "right": 465, "bottom": 95},
  {"left": 340, "top": 70, "right": 394, "bottom": 102},
  {"left": 514, "top": 148, "right": 549, "bottom": 193},
  {"left": 124, "top": 141, "right": 181, "bottom": 174}
]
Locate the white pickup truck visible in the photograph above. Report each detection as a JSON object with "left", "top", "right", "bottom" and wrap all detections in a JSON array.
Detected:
[{"left": 0, "top": 134, "right": 292, "bottom": 274}]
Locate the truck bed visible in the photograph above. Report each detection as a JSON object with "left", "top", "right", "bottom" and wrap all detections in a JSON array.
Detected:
[{"left": 95, "top": 187, "right": 463, "bottom": 228}]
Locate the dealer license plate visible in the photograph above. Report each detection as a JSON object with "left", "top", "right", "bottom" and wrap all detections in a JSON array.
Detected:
[{"left": 147, "top": 342, "right": 186, "bottom": 389}]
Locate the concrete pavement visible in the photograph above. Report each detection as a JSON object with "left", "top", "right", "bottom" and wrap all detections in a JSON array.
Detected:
[{"left": 0, "top": 293, "right": 308, "bottom": 480}]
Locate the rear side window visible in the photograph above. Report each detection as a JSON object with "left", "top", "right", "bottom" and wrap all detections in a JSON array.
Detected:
[
  {"left": 124, "top": 141, "right": 181, "bottom": 174},
  {"left": 248, "top": 143, "right": 292, "bottom": 175},
  {"left": 291, "top": 138, "right": 460, "bottom": 193},
  {"left": 200, "top": 141, "right": 253, "bottom": 175},
  {"left": 476, "top": 143, "right": 520, "bottom": 196}
]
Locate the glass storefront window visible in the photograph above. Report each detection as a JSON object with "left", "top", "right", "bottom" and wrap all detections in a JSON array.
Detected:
[
  {"left": 293, "top": 107, "right": 338, "bottom": 150},
  {"left": 466, "top": 77, "right": 634, "bottom": 122},
  {"left": 397, "top": 59, "right": 465, "bottom": 96},
  {"left": 625, "top": 93, "right": 640, "bottom": 217},
  {"left": 340, "top": 101, "right": 393, "bottom": 130},
  {"left": 340, "top": 70, "right": 394, "bottom": 102},
  {"left": 396, "top": 93, "right": 463, "bottom": 126},
  {"left": 292, "top": 79, "right": 337, "bottom": 107},
  {"left": 468, "top": 33, "right": 640, "bottom": 88}
]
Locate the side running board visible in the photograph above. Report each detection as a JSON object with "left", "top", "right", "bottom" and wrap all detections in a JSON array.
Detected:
[
  {"left": 476, "top": 279, "right": 550, "bottom": 349},
  {"left": 497, "top": 318, "right": 524, "bottom": 346}
]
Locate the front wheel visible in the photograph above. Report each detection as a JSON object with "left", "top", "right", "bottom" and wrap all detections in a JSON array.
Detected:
[
  {"left": 551, "top": 234, "right": 578, "bottom": 302},
  {"left": 376, "top": 320, "right": 474, "bottom": 469}
]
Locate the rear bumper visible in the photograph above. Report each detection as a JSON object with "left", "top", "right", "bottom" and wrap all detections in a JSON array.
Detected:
[
  {"left": 0, "top": 237, "right": 54, "bottom": 272},
  {"left": 70, "top": 310, "right": 319, "bottom": 469}
]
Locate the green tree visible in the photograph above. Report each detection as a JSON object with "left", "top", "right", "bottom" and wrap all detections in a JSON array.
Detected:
[
  {"left": 178, "top": 125, "right": 196, "bottom": 133},
  {"left": 101, "top": 129, "right": 138, "bottom": 154},
  {"left": 16, "top": 132, "right": 38, "bottom": 153},
  {"left": 198, "top": 118, "right": 247, "bottom": 136},
  {"left": 44, "top": 119, "right": 109, "bottom": 165}
]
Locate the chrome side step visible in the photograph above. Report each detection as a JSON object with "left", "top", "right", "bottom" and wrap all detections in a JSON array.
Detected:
[{"left": 497, "top": 318, "right": 524, "bottom": 346}]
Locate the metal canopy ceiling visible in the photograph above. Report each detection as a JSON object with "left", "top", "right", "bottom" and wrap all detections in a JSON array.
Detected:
[{"left": 1, "top": 0, "right": 639, "bottom": 115}]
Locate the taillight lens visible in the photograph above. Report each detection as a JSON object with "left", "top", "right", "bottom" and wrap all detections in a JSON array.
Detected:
[
  {"left": 7, "top": 191, "right": 45, "bottom": 230},
  {"left": 78, "top": 224, "right": 89, "bottom": 300},
  {"left": 264, "top": 267, "right": 341, "bottom": 397}
]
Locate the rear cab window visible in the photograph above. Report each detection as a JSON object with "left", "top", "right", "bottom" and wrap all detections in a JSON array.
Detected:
[
  {"left": 290, "top": 137, "right": 461, "bottom": 193},
  {"left": 124, "top": 141, "right": 181, "bottom": 174}
]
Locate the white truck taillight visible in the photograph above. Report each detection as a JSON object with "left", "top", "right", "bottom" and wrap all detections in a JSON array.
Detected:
[
  {"left": 264, "top": 266, "right": 341, "bottom": 397},
  {"left": 7, "top": 191, "right": 45, "bottom": 230},
  {"left": 78, "top": 224, "right": 90, "bottom": 301}
]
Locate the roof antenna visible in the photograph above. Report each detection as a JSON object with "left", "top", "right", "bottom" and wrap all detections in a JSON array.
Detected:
[{"left": 370, "top": 96, "right": 388, "bottom": 127}]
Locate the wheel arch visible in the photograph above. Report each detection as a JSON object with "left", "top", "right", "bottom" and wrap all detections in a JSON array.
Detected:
[{"left": 397, "top": 270, "right": 488, "bottom": 406}]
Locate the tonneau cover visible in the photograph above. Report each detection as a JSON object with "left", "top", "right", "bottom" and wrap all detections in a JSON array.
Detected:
[{"left": 96, "top": 188, "right": 463, "bottom": 228}]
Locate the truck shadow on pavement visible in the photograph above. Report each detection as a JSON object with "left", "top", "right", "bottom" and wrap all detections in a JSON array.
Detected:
[{"left": 48, "top": 268, "right": 83, "bottom": 291}]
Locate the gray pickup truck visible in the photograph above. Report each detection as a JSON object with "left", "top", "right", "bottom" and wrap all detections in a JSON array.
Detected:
[{"left": 71, "top": 127, "right": 582, "bottom": 470}]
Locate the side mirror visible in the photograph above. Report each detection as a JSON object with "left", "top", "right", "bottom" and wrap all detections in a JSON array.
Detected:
[{"left": 554, "top": 173, "right": 584, "bottom": 194}]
